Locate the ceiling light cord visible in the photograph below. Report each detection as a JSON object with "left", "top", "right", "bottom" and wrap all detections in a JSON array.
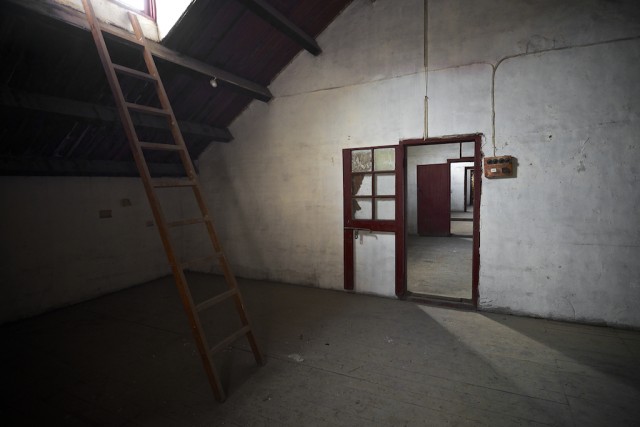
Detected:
[{"left": 423, "top": 0, "right": 429, "bottom": 140}]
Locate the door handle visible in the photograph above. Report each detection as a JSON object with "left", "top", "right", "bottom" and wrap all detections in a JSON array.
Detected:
[{"left": 344, "top": 227, "right": 371, "bottom": 240}]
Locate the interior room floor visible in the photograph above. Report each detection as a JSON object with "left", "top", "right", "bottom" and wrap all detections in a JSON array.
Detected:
[
  {"left": 3, "top": 273, "right": 640, "bottom": 426},
  {"left": 407, "top": 235, "right": 473, "bottom": 299}
]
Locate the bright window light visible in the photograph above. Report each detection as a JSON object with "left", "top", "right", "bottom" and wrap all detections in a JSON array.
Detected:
[
  {"left": 156, "top": 0, "right": 194, "bottom": 40},
  {"left": 107, "top": 0, "right": 193, "bottom": 39},
  {"left": 118, "top": 0, "right": 146, "bottom": 11}
]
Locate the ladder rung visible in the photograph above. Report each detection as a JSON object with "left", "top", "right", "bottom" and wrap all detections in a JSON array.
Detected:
[
  {"left": 168, "top": 217, "right": 205, "bottom": 227},
  {"left": 196, "top": 289, "right": 238, "bottom": 312},
  {"left": 113, "top": 64, "right": 157, "bottom": 82},
  {"left": 99, "top": 24, "right": 143, "bottom": 46},
  {"left": 210, "top": 326, "right": 251, "bottom": 355},
  {"left": 126, "top": 102, "right": 170, "bottom": 117},
  {"left": 152, "top": 179, "right": 196, "bottom": 188},
  {"left": 82, "top": 0, "right": 264, "bottom": 403},
  {"left": 139, "top": 142, "right": 184, "bottom": 151},
  {"left": 181, "top": 253, "right": 220, "bottom": 269}
]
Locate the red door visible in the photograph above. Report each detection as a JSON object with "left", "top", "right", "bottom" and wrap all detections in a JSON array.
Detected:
[{"left": 417, "top": 163, "right": 450, "bottom": 236}]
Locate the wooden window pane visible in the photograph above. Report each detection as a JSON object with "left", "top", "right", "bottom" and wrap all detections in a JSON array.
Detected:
[
  {"left": 375, "top": 174, "right": 395, "bottom": 196},
  {"left": 375, "top": 199, "right": 395, "bottom": 220},
  {"left": 352, "top": 149, "right": 372, "bottom": 172},
  {"left": 352, "top": 174, "right": 372, "bottom": 196},
  {"left": 353, "top": 198, "right": 372, "bottom": 219},
  {"left": 374, "top": 148, "right": 394, "bottom": 171}
]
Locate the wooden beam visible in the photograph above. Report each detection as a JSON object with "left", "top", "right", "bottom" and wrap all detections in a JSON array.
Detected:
[
  {"left": 149, "top": 41, "right": 271, "bottom": 102},
  {"left": 0, "top": 87, "right": 233, "bottom": 142},
  {"left": 235, "top": 0, "right": 322, "bottom": 56},
  {"left": 0, "top": 157, "right": 188, "bottom": 177},
  {"left": 3, "top": 0, "right": 273, "bottom": 102}
]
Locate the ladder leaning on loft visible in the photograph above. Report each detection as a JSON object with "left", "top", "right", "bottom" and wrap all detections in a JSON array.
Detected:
[{"left": 79, "top": 0, "right": 264, "bottom": 402}]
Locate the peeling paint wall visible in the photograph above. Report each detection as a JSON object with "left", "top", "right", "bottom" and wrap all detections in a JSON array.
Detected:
[{"left": 194, "top": 0, "right": 639, "bottom": 328}]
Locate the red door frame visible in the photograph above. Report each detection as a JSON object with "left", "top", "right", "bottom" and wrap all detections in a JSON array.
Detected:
[
  {"left": 464, "top": 166, "right": 474, "bottom": 212},
  {"left": 398, "top": 134, "right": 482, "bottom": 307},
  {"left": 342, "top": 145, "right": 403, "bottom": 291}
]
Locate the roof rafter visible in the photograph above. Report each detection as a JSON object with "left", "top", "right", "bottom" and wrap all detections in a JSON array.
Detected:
[
  {"left": 0, "top": 157, "right": 188, "bottom": 177},
  {"left": 0, "top": 87, "right": 233, "bottom": 142},
  {"left": 3, "top": 0, "right": 273, "bottom": 102},
  {"left": 235, "top": 0, "right": 322, "bottom": 56}
]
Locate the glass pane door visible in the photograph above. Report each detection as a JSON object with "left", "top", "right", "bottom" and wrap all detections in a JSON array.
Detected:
[{"left": 343, "top": 145, "right": 403, "bottom": 295}]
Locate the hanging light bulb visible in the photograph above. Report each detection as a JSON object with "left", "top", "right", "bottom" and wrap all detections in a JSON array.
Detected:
[{"left": 209, "top": 77, "right": 218, "bottom": 88}]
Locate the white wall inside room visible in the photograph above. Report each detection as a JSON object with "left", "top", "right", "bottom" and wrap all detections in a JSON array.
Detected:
[
  {"left": 193, "top": 0, "right": 640, "bottom": 328},
  {"left": 450, "top": 162, "right": 473, "bottom": 212},
  {"left": 191, "top": 0, "right": 426, "bottom": 294},
  {"left": 480, "top": 39, "right": 640, "bottom": 327},
  {"left": 195, "top": 72, "right": 424, "bottom": 293},
  {"left": 0, "top": 177, "right": 186, "bottom": 324}
]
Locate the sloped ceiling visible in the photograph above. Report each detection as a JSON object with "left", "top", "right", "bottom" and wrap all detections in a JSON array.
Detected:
[{"left": 0, "top": 0, "right": 353, "bottom": 176}]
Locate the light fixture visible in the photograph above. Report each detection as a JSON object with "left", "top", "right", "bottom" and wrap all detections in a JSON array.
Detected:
[{"left": 209, "top": 77, "right": 218, "bottom": 88}]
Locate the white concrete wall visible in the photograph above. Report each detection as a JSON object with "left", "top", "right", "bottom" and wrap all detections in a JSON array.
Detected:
[
  {"left": 193, "top": 0, "right": 425, "bottom": 294},
  {"left": 481, "top": 40, "right": 640, "bottom": 327},
  {"left": 0, "top": 177, "right": 182, "bottom": 323},
  {"left": 194, "top": 0, "right": 640, "bottom": 328},
  {"left": 451, "top": 162, "right": 473, "bottom": 212}
]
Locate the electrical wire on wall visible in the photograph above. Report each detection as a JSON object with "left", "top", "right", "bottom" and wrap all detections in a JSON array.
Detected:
[
  {"left": 489, "top": 35, "right": 640, "bottom": 158},
  {"left": 423, "top": 0, "right": 429, "bottom": 139}
]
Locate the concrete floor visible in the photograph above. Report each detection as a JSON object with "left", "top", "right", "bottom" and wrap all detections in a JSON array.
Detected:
[
  {"left": 450, "top": 220, "right": 473, "bottom": 236},
  {"left": 3, "top": 273, "right": 640, "bottom": 426},
  {"left": 407, "top": 235, "right": 473, "bottom": 299}
]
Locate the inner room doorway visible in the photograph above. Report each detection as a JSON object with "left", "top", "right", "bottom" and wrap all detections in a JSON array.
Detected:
[{"left": 401, "top": 136, "right": 481, "bottom": 304}]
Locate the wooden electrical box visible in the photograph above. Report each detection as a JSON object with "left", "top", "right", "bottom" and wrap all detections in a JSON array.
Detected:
[{"left": 484, "top": 155, "right": 515, "bottom": 178}]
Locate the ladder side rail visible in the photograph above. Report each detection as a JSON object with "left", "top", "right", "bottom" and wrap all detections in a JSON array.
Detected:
[
  {"left": 127, "top": 12, "right": 228, "bottom": 257},
  {"left": 80, "top": 0, "right": 226, "bottom": 401},
  {"left": 126, "top": 12, "right": 228, "bottom": 262},
  {"left": 127, "top": 13, "right": 197, "bottom": 180},
  {"left": 128, "top": 12, "right": 264, "bottom": 366},
  {"left": 80, "top": 0, "right": 190, "bottom": 315},
  {"left": 127, "top": 12, "right": 229, "bottom": 274}
]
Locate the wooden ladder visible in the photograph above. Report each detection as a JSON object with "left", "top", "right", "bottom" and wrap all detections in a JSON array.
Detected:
[{"left": 80, "top": 0, "right": 264, "bottom": 402}]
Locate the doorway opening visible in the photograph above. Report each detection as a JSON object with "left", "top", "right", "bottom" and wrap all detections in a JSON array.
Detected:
[{"left": 400, "top": 135, "right": 482, "bottom": 307}]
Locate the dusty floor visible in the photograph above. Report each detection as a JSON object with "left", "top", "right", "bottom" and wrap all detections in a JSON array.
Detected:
[
  {"left": 407, "top": 235, "right": 473, "bottom": 299},
  {"left": 2, "top": 273, "right": 640, "bottom": 426}
]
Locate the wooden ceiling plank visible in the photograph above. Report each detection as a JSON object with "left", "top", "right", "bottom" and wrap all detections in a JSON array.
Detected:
[
  {"left": 0, "top": 87, "right": 233, "bottom": 142},
  {"left": 235, "top": 0, "right": 322, "bottom": 55},
  {"left": 0, "top": 157, "right": 188, "bottom": 177},
  {"left": 3, "top": 0, "right": 272, "bottom": 102}
]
